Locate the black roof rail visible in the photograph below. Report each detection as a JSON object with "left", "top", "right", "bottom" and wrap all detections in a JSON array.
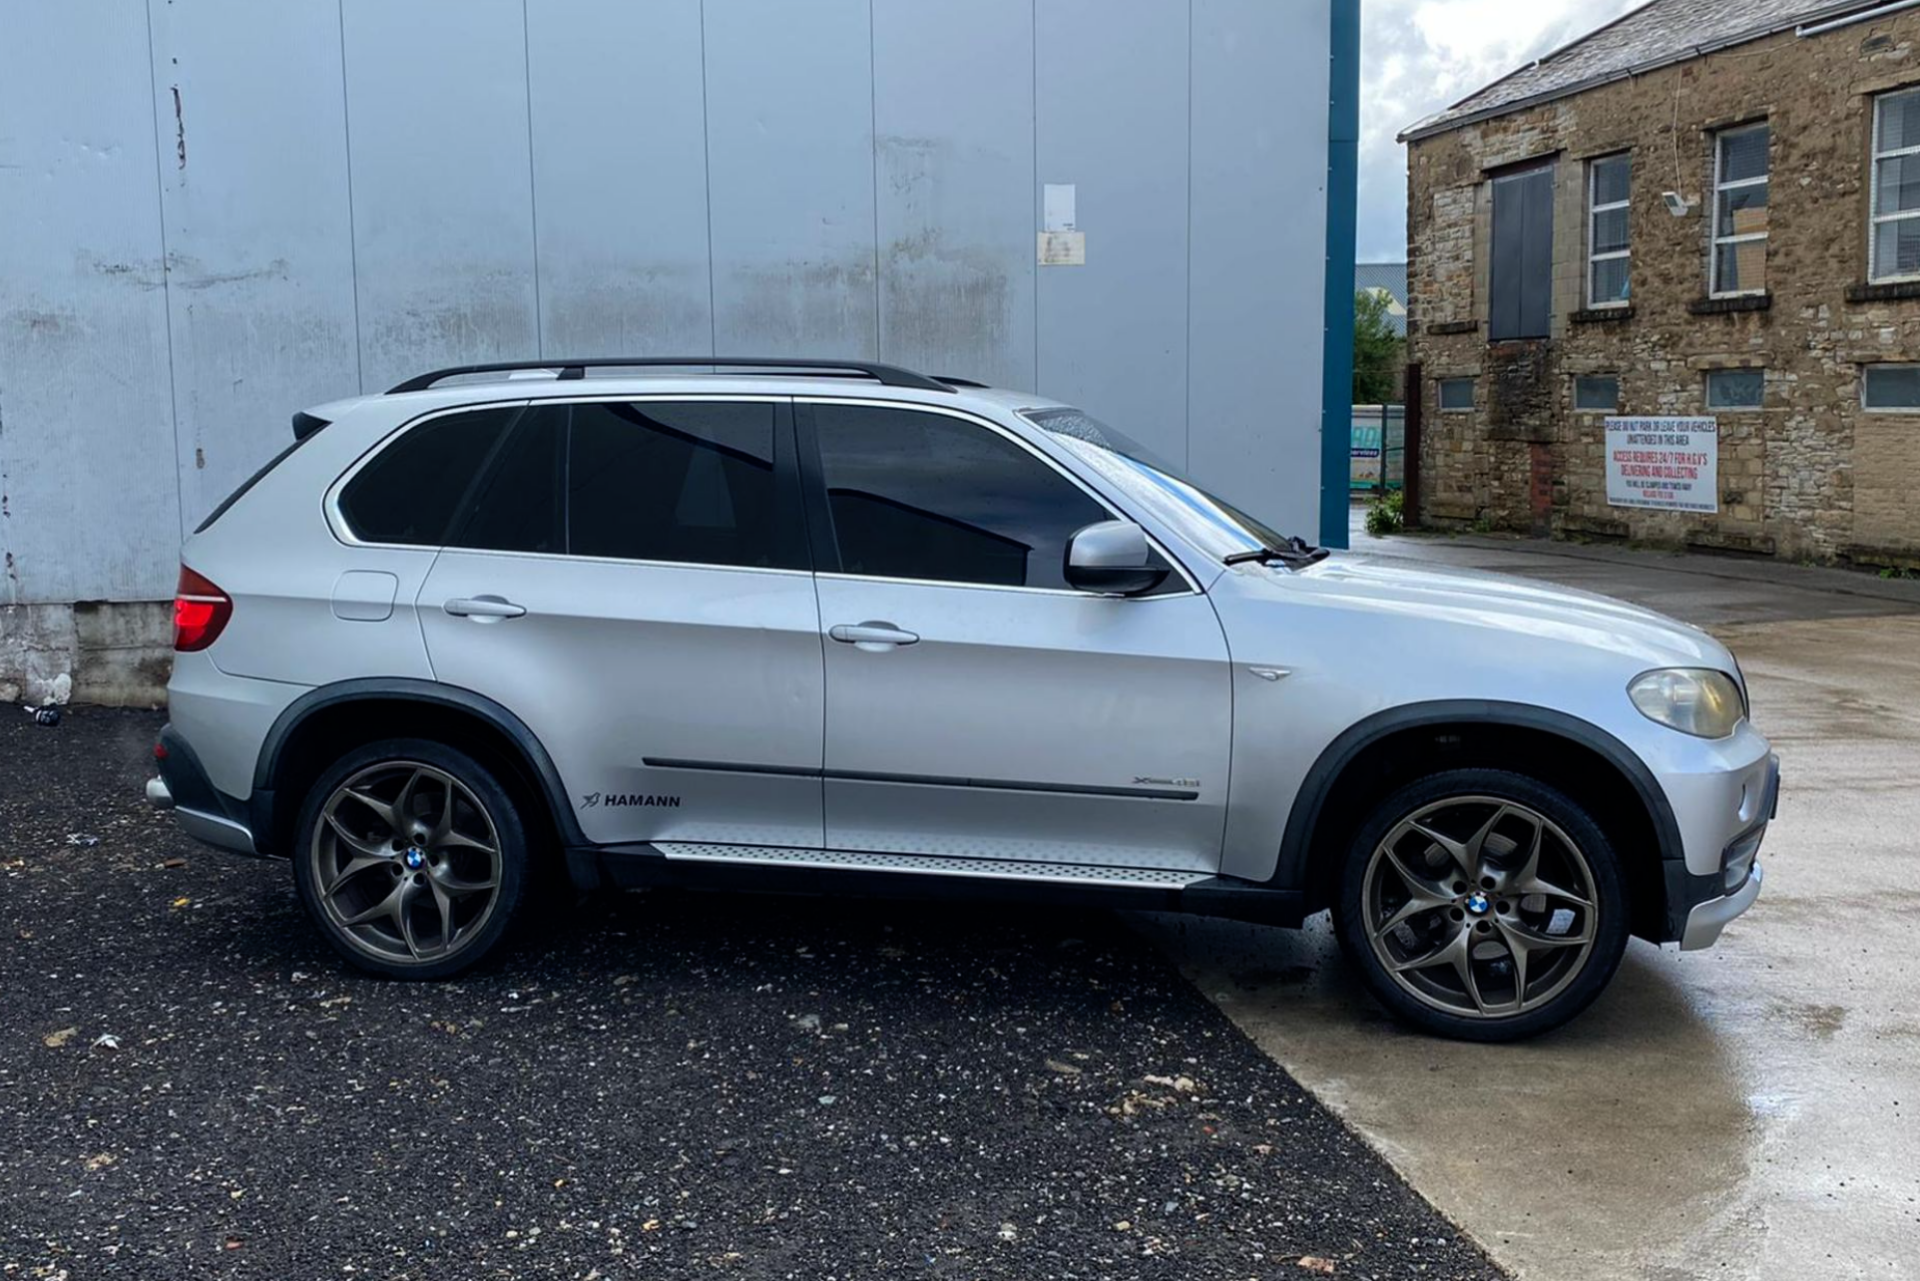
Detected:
[
  {"left": 386, "top": 357, "right": 953, "bottom": 395},
  {"left": 934, "top": 375, "right": 990, "bottom": 388}
]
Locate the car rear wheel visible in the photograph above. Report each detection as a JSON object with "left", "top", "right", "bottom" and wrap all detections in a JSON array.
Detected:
[
  {"left": 1333, "top": 768, "right": 1630, "bottom": 1041},
  {"left": 292, "top": 739, "right": 530, "bottom": 979}
]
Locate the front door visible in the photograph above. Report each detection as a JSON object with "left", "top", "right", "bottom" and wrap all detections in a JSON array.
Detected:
[
  {"left": 409, "top": 397, "right": 824, "bottom": 848},
  {"left": 800, "top": 401, "right": 1232, "bottom": 872}
]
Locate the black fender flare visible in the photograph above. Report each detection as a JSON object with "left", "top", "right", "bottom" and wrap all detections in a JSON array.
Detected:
[
  {"left": 1270, "top": 699, "right": 1686, "bottom": 892},
  {"left": 251, "top": 677, "right": 586, "bottom": 850}
]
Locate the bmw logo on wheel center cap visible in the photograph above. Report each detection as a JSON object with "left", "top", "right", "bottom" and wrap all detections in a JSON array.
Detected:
[
  {"left": 1465, "top": 891, "right": 1491, "bottom": 915},
  {"left": 403, "top": 847, "right": 427, "bottom": 870}
]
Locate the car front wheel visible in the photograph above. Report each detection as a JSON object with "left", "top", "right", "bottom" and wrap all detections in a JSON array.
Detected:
[
  {"left": 1333, "top": 768, "right": 1630, "bottom": 1041},
  {"left": 292, "top": 739, "right": 530, "bottom": 979}
]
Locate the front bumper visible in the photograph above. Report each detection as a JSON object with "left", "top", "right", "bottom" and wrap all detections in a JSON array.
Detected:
[
  {"left": 1681, "top": 859, "right": 1763, "bottom": 950},
  {"left": 1668, "top": 751, "right": 1778, "bottom": 949},
  {"left": 148, "top": 724, "right": 262, "bottom": 858}
]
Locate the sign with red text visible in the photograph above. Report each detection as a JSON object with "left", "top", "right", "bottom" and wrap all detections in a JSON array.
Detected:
[{"left": 1605, "top": 417, "right": 1719, "bottom": 513}]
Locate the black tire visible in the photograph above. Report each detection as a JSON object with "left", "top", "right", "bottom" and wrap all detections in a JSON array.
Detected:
[
  {"left": 1333, "top": 768, "right": 1630, "bottom": 1042},
  {"left": 292, "top": 738, "right": 532, "bottom": 980}
]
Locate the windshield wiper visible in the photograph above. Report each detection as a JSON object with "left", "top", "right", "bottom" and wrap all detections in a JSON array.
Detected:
[{"left": 1223, "top": 535, "right": 1330, "bottom": 568}]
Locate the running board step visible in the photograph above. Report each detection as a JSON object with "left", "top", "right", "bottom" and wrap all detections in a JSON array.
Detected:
[{"left": 653, "top": 842, "right": 1209, "bottom": 889}]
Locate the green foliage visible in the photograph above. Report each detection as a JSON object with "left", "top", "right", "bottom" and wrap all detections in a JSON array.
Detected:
[
  {"left": 1364, "top": 489, "right": 1405, "bottom": 536},
  {"left": 1353, "top": 290, "right": 1405, "bottom": 406}
]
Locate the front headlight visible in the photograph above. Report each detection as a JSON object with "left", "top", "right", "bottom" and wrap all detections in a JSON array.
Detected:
[{"left": 1628, "top": 668, "right": 1745, "bottom": 739}]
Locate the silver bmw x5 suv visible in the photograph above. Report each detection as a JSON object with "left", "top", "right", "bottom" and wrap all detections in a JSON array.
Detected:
[{"left": 147, "top": 358, "right": 1777, "bottom": 1040}]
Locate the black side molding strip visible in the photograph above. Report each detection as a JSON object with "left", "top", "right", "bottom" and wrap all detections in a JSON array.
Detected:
[{"left": 642, "top": 757, "right": 1199, "bottom": 802}]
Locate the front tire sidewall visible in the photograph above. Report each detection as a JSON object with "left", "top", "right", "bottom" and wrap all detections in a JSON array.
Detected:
[
  {"left": 292, "top": 738, "right": 530, "bottom": 980},
  {"left": 1334, "top": 769, "right": 1630, "bottom": 1042}
]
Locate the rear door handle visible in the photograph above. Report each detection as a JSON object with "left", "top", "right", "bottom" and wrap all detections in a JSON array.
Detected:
[
  {"left": 444, "top": 595, "right": 527, "bottom": 621},
  {"left": 829, "top": 621, "right": 919, "bottom": 649}
]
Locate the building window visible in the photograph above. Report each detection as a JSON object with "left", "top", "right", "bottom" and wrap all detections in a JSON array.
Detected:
[
  {"left": 1574, "top": 375, "right": 1620, "bottom": 411},
  {"left": 1705, "top": 368, "right": 1765, "bottom": 410},
  {"left": 1863, "top": 364, "right": 1920, "bottom": 410},
  {"left": 1489, "top": 162, "right": 1555, "bottom": 341},
  {"left": 1587, "top": 155, "right": 1631, "bottom": 307},
  {"left": 1438, "top": 377, "right": 1475, "bottom": 411},
  {"left": 1711, "top": 123, "right": 1769, "bottom": 296},
  {"left": 1870, "top": 89, "right": 1920, "bottom": 282}
]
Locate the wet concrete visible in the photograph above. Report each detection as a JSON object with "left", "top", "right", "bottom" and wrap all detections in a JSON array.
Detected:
[{"left": 1142, "top": 527, "right": 1920, "bottom": 1280}]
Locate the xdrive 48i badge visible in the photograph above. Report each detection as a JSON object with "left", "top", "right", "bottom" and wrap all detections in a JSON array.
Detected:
[{"left": 580, "top": 792, "right": 681, "bottom": 809}]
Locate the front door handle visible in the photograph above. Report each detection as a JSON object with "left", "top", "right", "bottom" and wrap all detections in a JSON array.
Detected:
[
  {"left": 829, "top": 621, "right": 919, "bottom": 650},
  {"left": 444, "top": 595, "right": 527, "bottom": 621}
]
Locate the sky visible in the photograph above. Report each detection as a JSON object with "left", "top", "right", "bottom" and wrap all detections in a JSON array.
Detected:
[{"left": 1357, "top": 0, "right": 1643, "bottom": 263}]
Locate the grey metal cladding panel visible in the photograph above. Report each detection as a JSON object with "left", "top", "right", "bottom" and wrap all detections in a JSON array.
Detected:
[
  {"left": 704, "top": 0, "right": 878, "bottom": 360},
  {"left": 341, "top": 0, "right": 539, "bottom": 392},
  {"left": 1035, "top": 0, "right": 1190, "bottom": 467},
  {"left": 1522, "top": 165, "right": 1554, "bottom": 339},
  {"left": 872, "top": 0, "right": 1036, "bottom": 391},
  {"left": 526, "top": 0, "right": 714, "bottom": 358},
  {"left": 148, "top": 0, "right": 361, "bottom": 530},
  {"left": 1489, "top": 177, "right": 1522, "bottom": 341},
  {"left": 1186, "top": 0, "right": 1329, "bottom": 538},
  {"left": 0, "top": 1, "right": 179, "bottom": 603}
]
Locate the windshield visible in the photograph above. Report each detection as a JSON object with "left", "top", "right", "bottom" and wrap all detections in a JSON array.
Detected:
[{"left": 1021, "top": 407, "right": 1295, "bottom": 562}]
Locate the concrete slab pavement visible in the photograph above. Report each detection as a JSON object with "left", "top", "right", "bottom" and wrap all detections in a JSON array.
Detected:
[{"left": 1142, "top": 523, "right": 1920, "bottom": 1280}]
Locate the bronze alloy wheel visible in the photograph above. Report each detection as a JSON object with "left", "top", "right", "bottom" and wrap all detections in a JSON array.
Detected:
[
  {"left": 1360, "top": 795, "right": 1600, "bottom": 1019},
  {"left": 307, "top": 760, "right": 505, "bottom": 967}
]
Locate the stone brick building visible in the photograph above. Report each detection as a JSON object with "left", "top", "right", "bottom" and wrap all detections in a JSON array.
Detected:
[{"left": 1402, "top": 0, "right": 1920, "bottom": 566}]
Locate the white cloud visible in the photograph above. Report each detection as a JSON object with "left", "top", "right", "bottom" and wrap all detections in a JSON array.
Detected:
[{"left": 1357, "top": 0, "right": 1641, "bottom": 261}]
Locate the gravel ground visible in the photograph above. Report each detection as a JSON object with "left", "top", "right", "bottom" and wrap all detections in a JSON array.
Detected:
[{"left": 0, "top": 707, "right": 1503, "bottom": 1280}]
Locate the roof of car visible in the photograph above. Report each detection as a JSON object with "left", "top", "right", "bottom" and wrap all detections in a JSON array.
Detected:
[{"left": 305, "top": 362, "right": 1069, "bottom": 429}]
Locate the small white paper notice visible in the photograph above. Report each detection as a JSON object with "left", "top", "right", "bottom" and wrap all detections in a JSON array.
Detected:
[
  {"left": 1043, "top": 183, "right": 1077, "bottom": 232},
  {"left": 1038, "top": 231, "right": 1085, "bottom": 266}
]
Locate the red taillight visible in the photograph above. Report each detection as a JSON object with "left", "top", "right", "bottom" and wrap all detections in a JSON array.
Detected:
[{"left": 173, "top": 566, "right": 232, "bottom": 652}]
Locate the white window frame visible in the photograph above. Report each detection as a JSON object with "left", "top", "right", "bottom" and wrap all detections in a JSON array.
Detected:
[
  {"left": 1704, "top": 368, "right": 1766, "bottom": 412},
  {"left": 1870, "top": 89, "right": 1920, "bottom": 284},
  {"left": 1710, "top": 123, "right": 1770, "bottom": 299},
  {"left": 1438, "top": 377, "right": 1475, "bottom": 413},
  {"left": 1861, "top": 363, "right": 1920, "bottom": 412},
  {"left": 1586, "top": 154, "right": 1631, "bottom": 309}
]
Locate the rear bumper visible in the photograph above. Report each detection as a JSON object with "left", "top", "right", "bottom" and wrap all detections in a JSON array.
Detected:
[{"left": 148, "top": 724, "right": 265, "bottom": 858}]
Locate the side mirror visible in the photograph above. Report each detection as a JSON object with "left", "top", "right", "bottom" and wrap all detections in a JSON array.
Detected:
[{"left": 1063, "top": 520, "right": 1169, "bottom": 596}]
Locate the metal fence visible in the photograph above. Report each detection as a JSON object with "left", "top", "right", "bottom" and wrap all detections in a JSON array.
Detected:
[{"left": 1350, "top": 403, "right": 1404, "bottom": 493}]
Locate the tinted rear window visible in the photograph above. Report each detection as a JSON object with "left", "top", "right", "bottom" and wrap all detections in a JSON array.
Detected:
[
  {"left": 567, "top": 401, "right": 790, "bottom": 568},
  {"left": 338, "top": 407, "right": 522, "bottom": 546},
  {"left": 447, "top": 408, "right": 566, "bottom": 555}
]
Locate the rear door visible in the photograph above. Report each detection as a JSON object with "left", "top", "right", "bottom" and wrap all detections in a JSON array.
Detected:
[
  {"left": 404, "top": 396, "right": 824, "bottom": 848},
  {"left": 800, "top": 400, "right": 1233, "bottom": 871}
]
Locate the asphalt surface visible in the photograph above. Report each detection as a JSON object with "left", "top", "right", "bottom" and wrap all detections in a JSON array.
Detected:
[{"left": 0, "top": 707, "right": 1502, "bottom": 1280}]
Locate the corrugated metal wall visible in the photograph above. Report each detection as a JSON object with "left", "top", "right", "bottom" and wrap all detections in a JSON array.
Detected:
[{"left": 0, "top": 0, "right": 1333, "bottom": 606}]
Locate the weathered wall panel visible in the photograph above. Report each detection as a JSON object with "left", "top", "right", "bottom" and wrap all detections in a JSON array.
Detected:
[
  {"left": 148, "top": 0, "right": 362, "bottom": 528},
  {"left": 1186, "top": 0, "right": 1331, "bottom": 527},
  {"left": 0, "top": 0, "right": 179, "bottom": 605},
  {"left": 340, "top": 0, "right": 540, "bottom": 392},
  {"left": 526, "top": 0, "right": 714, "bottom": 357},
  {"left": 704, "top": 0, "right": 879, "bottom": 360},
  {"left": 1035, "top": 0, "right": 1191, "bottom": 467},
  {"left": 872, "top": 0, "right": 1036, "bottom": 390},
  {"left": 1, "top": 0, "right": 1340, "bottom": 626}
]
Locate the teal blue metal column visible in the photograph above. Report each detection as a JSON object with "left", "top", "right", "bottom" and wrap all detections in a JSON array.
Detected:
[{"left": 1320, "top": 0, "right": 1361, "bottom": 549}]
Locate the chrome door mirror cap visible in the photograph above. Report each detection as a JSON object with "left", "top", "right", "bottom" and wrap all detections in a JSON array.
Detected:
[{"left": 1063, "top": 520, "right": 1169, "bottom": 596}]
